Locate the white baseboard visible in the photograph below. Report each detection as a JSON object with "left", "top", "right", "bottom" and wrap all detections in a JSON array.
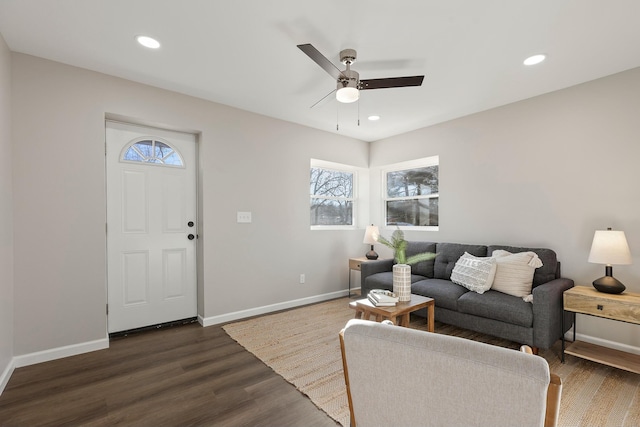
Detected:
[
  {"left": 564, "top": 329, "right": 640, "bottom": 355},
  {"left": 2, "top": 288, "right": 347, "bottom": 396},
  {"left": 13, "top": 338, "right": 109, "bottom": 369},
  {"left": 7, "top": 289, "right": 352, "bottom": 373},
  {"left": 0, "top": 359, "right": 15, "bottom": 395},
  {"left": 199, "top": 289, "right": 350, "bottom": 327}
]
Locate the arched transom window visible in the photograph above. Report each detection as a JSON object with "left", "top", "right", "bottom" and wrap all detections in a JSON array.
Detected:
[{"left": 121, "top": 138, "right": 184, "bottom": 167}]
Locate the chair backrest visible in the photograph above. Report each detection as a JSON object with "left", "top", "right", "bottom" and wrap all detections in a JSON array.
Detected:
[{"left": 340, "top": 319, "right": 561, "bottom": 427}]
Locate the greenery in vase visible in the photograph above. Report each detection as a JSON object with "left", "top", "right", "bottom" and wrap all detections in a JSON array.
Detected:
[{"left": 376, "top": 228, "right": 437, "bottom": 265}]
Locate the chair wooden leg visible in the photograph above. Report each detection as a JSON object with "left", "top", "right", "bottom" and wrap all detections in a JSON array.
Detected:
[
  {"left": 544, "top": 373, "right": 562, "bottom": 427},
  {"left": 339, "top": 329, "right": 357, "bottom": 427}
]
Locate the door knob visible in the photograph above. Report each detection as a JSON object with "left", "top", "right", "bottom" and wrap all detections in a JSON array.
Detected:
[{"left": 187, "top": 234, "right": 195, "bottom": 240}]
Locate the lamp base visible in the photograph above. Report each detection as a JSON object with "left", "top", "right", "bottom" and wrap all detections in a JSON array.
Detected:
[
  {"left": 592, "top": 276, "right": 626, "bottom": 294},
  {"left": 365, "top": 250, "right": 379, "bottom": 260}
]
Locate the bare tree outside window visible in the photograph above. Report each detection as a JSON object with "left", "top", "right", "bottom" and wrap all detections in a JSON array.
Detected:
[
  {"left": 385, "top": 164, "right": 438, "bottom": 227},
  {"left": 310, "top": 167, "right": 354, "bottom": 226}
]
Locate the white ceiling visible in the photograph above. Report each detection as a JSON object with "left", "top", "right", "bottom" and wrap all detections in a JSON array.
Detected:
[{"left": 1, "top": 0, "right": 639, "bottom": 141}]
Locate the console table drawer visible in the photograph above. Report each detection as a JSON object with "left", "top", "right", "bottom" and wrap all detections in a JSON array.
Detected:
[
  {"left": 349, "top": 258, "right": 365, "bottom": 270},
  {"left": 564, "top": 287, "right": 640, "bottom": 324}
]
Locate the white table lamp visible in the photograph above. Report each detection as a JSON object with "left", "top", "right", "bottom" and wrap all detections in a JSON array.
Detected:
[
  {"left": 363, "top": 225, "right": 380, "bottom": 260},
  {"left": 588, "top": 227, "right": 632, "bottom": 294}
]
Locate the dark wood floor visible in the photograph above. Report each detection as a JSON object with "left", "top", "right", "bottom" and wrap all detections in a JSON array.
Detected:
[{"left": 0, "top": 323, "right": 340, "bottom": 426}]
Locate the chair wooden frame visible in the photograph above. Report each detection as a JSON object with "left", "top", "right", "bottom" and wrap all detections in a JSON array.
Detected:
[
  {"left": 340, "top": 330, "right": 562, "bottom": 427},
  {"left": 520, "top": 345, "right": 562, "bottom": 427}
]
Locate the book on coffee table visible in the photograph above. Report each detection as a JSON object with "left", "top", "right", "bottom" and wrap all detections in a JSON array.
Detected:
[
  {"left": 368, "top": 290, "right": 399, "bottom": 306},
  {"left": 369, "top": 289, "right": 399, "bottom": 302},
  {"left": 367, "top": 294, "right": 396, "bottom": 306}
]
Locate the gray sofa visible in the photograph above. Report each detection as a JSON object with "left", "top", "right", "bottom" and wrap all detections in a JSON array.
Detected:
[{"left": 361, "top": 242, "right": 574, "bottom": 350}]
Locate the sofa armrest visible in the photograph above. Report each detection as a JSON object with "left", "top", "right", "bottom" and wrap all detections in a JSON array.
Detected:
[
  {"left": 360, "top": 259, "right": 394, "bottom": 290},
  {"left": 532, "top": 278, "right": 575, "bottom": 349}
]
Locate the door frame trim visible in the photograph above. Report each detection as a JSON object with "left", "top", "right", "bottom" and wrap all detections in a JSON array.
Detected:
[{"left": 104, "top": 115, "right": 201, "bottom": 336}]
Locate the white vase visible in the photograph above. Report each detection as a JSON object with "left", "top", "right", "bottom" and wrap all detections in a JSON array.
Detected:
[{"left": 392, "top": 264, "right": 411, "bottom": 302}]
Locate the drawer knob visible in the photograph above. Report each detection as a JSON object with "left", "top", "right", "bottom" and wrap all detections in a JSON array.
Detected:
[{"left": 597, "top": 304, "right": 603, "bottom": 310}]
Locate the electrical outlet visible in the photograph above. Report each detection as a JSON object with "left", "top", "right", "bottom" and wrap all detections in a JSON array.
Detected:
[
  {"left": 237, "top": 211, "right": 252, "bottom": 223},
  {"left": 299, "top": 274, "right": 305, "bottom": 284}
]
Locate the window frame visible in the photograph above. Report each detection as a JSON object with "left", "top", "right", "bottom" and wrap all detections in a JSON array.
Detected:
[
  {"left": 381, "top": 156, "right": 439, "bottom": 232},
  {"left": 310, "top": 159, "right": 359, "bottom": 230}
]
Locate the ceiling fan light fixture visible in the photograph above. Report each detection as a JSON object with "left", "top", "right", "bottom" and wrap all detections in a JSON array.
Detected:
[{"left": 336, "top": 86, "right": 359, "bottom": 103}]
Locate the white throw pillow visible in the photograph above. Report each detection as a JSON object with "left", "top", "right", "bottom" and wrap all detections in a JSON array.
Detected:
[
  {"left": 491, "top": 250, "right": 543, "bottom": 298},
  {"left": 450, "top": 252, "right": 497, "bottom": 294}
]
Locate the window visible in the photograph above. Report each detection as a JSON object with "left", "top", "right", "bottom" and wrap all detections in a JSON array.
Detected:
[
  {"left": 383, "top": 156, "right": 439, "bottom": 229},
  {"left": 121, "top": 138, "right": 184, "bottom": 167},
  {"left": 310, "top": 160, "right": 356, "bottom": 227}
]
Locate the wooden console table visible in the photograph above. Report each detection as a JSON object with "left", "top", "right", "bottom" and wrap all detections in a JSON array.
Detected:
[{"left": 563, "top": 286, "right": 640, "bottom": 374}]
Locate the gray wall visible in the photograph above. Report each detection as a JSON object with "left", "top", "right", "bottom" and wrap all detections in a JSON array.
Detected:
[
  {"left": 10, "top": 53, "right": 368, "bottom": 356},
  {"left": 4, "top": 45, "right": 640, "bottom": 370},
  {"left": 370, "top": 67, "right": 640, "bottom": 349},
  {"left": 0, "top": 33, "right": 13, "bottom": 383}
]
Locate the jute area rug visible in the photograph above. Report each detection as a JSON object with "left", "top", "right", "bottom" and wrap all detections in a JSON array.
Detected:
[{"left": 223, "top": 297, "right": 640, "bottom": 427}]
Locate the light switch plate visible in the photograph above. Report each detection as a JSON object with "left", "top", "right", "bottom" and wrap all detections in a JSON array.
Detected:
[{"left": 237, "top": 211, "right": 252, "bottom": 223}]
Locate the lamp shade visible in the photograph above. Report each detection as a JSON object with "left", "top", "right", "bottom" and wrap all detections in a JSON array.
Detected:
[
  {"left": 363, "top": 225, "right": 380, "bottom": 245},
  {"left": 588, "top": 229, "right": 632, "bottom": 265}
]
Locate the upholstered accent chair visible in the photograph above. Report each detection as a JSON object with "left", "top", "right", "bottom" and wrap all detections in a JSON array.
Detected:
[{"left": 340, "top": 319, "right": 561, "bottom": 427}]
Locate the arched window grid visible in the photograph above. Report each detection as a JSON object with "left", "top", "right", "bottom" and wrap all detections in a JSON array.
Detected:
[{"left": 120, "top": 137, "right": 185, "bottom": 168}]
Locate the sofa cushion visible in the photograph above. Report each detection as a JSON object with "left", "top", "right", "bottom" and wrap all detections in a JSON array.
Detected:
[
  {"left": 488, "top": 245, "right": 558, "bottom": 287},
  {"left": 457, "top": 290, "right": 534, "bottom": 327},
  {"left": 364, "top": 272, "right": 427, "bottom": 293},
  {"left": 411, "top": 279, "right": 469, "bottom": 311},
  {"left": 450, "top": 252, "right": 497, "bottom": 294},
  {"left": 434, "top": 243, "right": 487, "bottom": 280},
  {"left": 490, "top": 250, "right": 542, "bottom": 298},
  {"left": 405, "top": 241, "right": 437, "bottom": 278}
]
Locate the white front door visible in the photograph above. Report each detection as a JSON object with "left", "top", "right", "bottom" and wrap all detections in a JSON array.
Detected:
[{"left": 106, "top": 121, "right": 197, "bottom": 333}]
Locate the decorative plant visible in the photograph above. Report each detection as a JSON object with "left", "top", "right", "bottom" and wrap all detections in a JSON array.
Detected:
[{"left": 376, "top": 228, "right": 437, "bottom": 265}]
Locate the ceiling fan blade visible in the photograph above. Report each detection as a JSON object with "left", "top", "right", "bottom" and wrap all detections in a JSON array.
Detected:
[
  {"left": 310, "top": 88, "right": 337, "bottom": 109},
  {"left": 359, "top": 75, "right": 424, "bottom": 90},
  {"left": 297, "top": 43, "right": 345, "bottom": 81}
]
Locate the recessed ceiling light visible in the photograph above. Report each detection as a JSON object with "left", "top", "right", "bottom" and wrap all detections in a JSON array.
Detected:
[
  {"left": 368, "top": 115, "right": 381, "bottom": 121},
  {"left": 523, "top": 54, "right": 546, "bottom": 66},
  {"left": 136, "top": 35, "right": 160, "bottom": 49}
]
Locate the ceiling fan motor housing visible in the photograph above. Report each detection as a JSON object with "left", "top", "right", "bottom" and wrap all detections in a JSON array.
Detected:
[
  {"left": 338, "top": 68, "right": 359, "bottom": 89},
  {"left": 336, "top": 68, "right": 360, "bottom": 103}
]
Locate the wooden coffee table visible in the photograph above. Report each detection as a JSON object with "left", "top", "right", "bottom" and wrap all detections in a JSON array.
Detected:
[{"left": 349, "top": 294, "right": 434, "bottom": 331}]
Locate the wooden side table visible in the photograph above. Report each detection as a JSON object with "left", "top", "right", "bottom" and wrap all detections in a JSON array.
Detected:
[
  {"left": 563, "top": 286, "right": 640, "bottom": 374},
  {"left": 348, "top": 256, "right": 369, "bottom": 298}
]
